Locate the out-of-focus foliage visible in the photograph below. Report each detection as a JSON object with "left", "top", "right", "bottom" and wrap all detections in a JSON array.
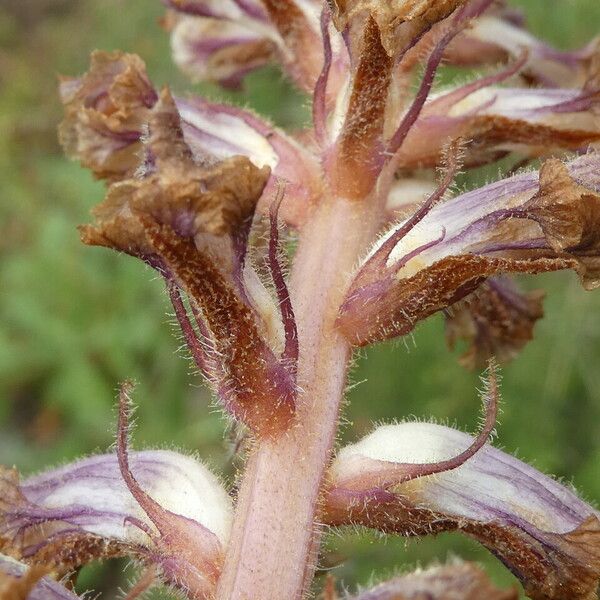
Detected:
[{"left": 0, "top": 1, "right": 598, "bottom": 598}]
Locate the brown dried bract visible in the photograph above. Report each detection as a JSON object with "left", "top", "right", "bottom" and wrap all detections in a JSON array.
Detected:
[
  {"left": 260, "top": 0, "right": 323, "bottom": 90},
  {"left": 445, "top": 279, "right": 545, "bottom": 370},
  {"left": 80, "top": 89, "right": 270, "bottom": 257},
  {"left": 465, "top": 516, "right": 600, "bottom": 600},
  {"left": 141, "top": 221, "right": 295, "bottom": 436},
  {"left": 525, "top": 159, "right": 600, "bottom": 290},
  {"left": 331, "top": 17, "right": 393, "bottom": 199},
  {"left": 59, "top": 51, "right": 157, "bottom": 181},
  {"left": 329, "top": 0, "right": 467, "bottom": 55},
  {"left": 347, "top": 562, "right": 517, "bottom": 599},
  {"left": 339, "top": 254, "right": 571, "bottom": 346}
]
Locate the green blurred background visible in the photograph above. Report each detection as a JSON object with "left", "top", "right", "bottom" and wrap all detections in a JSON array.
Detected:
[{"left": 0, "top": 1, "right": 599, "bottom": 597}]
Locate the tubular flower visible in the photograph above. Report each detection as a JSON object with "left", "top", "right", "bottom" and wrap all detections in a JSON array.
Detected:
[
  {"left": 446, "top": 11, "right": 600, "bottom": 88},
  {"left": 396, "top": 84, "right": 600, "bottom": 169},
  {"left": 164, "top": 0, "right": 332, "bottom": 92},
  {"left": 337, "top": 154, "right": 600, "bottom": 346},
  {"left": 326, "top": 378, "right": 600, "bottom": 600},
  {"left": 0, "top": 385, "right": 232, "bottom": 599}
]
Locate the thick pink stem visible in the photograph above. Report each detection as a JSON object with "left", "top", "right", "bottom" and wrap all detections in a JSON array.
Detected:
[{"left": 216, "top": 196, "right": 381, "bottom": 600}]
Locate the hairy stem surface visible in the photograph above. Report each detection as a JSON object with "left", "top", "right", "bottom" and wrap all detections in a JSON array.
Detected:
[{"left": 216, "top": 195, "right": 381, "bottom": 600}]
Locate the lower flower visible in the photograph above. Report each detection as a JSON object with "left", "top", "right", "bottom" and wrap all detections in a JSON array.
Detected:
[{"left": 326, "top": 420, "right": 600, "bottom": 600}]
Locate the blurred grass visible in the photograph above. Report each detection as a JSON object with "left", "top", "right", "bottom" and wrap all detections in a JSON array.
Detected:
[{"left": 0, "top": 1, "right": 599, "bottom": 598}]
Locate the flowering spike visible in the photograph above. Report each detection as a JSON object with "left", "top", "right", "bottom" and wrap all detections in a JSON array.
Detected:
[
  {"left": 48, "top": 3, "right": 600, "bottom": 599},
  {"left": 268, "top": 186, "right": 299, "bottom": 375}
]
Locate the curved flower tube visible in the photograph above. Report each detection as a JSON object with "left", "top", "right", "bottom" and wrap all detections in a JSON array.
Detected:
[
  {"left": 338, "top": 152, "right": 600, "bottom": 346},
  {"left": 326, "top": 418, "right": 600, "bottom": 600},
  {"left": 0, "top": 445, "right": 232, "bottom": 598}
]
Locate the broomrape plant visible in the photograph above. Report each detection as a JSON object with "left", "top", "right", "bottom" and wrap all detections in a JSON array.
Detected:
[{"left": 2, "top": 0, "right": 600, "bottom": 598}]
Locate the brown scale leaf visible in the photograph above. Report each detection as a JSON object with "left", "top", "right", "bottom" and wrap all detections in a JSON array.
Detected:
[
  {"left": 141, "top": 221, "right": 295, "bottom": 436},
  {"left": 338, "top": 254, "right": 573, "bottom": 346},
  {"left": 260, "top": 0, "right": 323, "bottom": 90},
  {"left": 445, "top": 279, "right": 545, "bottom": 370},
  {"left": 80, "top": 89, "right": 270, "bottom": 256},
  {"left": 331, "top": 17, "right": 393, "bottom": 200},
  {"left": 347, "top": 562, "right": 517, "bottom": 599},
  {"left": 329, "top": 0, "right": 467, "bottom": 55},
  {"left": 465, "top": 517, "right": 600, "bottom": 600},
  {"left": 59, "top": 50, "right": 157, "bottom": 181}
]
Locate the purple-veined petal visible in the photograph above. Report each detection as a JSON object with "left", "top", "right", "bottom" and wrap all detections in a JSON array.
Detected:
[
  {"left": 163, "top": 0, "right": 268, "bottom": 21},
  {"left": 165, "top": 0, "right": 325, "bottom": 92},
  {"left": 450, "top": 14, "right": 600, "bottom": 88},
  {"left": 0, "top": 450, "right": 232, "bottom": 570},
  {"left": 395, "top": 84, "right": 600, "bottom": 169},
  {"left": 0, "top": 555, "right": 82, "bottom": 599},
  {"left": 327, "top": 421, "right": 600, "bottom": 600},
  {"left": 170, "top": 16, "right": 275, "bottom": 89},
  {"left": 338, "top": 153, "right": 600, "bottom": 346}
]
